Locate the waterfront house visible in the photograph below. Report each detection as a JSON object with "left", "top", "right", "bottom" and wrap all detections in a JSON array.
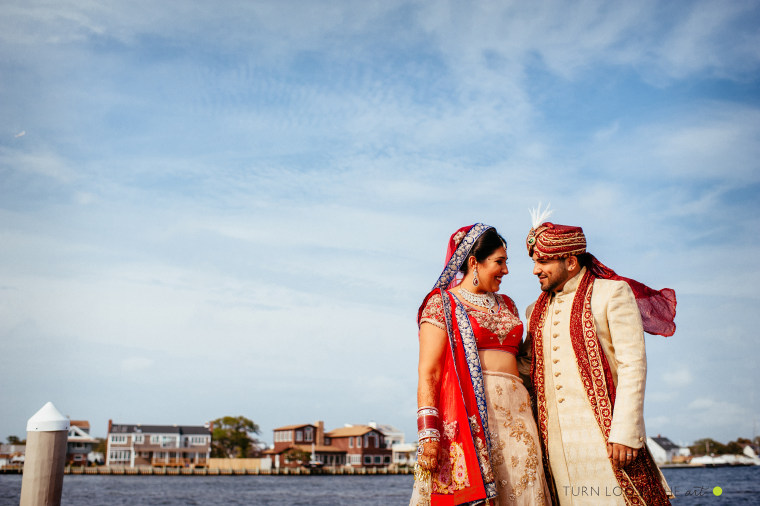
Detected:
[
  {"left": 267, "top": 421, "right": 345, "bottom": 468},
  {"left": 67, "top": 420, "right": 99, "bottom": 466},
  {"left": 325, "top": 424, "right": 392, "bottom": 467},
  {"left": 370, "top": 422, "right": 404, "bottom": 446},
  {"left": 266, "top": 421, "right": 392, "bottom": 469},
  {"left": 647, "top": 435, "right": 690, "bottom": 464},
  {"left": 391, "top": 441, "right": 417, "bottom": 468},
  {"left": 106, "top": 420, "right": 211, "bottom": 468},
  {"left": 741, "top": 442, "right": 760, "bottom": 462},
  {"left": 0, "top": 444, "right": 25, "bottom": 469},
  {"left": 367, "top": 422, "right": 416, "bottom": 468}
]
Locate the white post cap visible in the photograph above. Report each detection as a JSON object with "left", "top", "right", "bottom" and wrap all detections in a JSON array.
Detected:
[{"left": 26, "top": 402, "right": 70, "bottom": 432}]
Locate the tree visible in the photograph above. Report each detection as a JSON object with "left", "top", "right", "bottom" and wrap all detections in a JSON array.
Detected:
[
  {"left": 6, "top": 435, "right": 25, "bottom": 445},
  {"left": 210, "top": 416, "right": 262, "bottom": 458},
  {"left": 690, "top": 438, "right": 726, "bottom": 456},
  {"left": 283, "top": 447, "right": 311, "bottom": 466},
  {"left": 94, "top": 437, "right": 107, "bottom": 454},
  {"left": 725, "top": 440, "right": 743, "bottom": 454}
]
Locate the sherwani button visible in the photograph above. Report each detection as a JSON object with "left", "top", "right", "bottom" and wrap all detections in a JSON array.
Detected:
[
  {"left": 558, "top": 398, "right": 565, "bottom": 403},
  {"left": 554, "top": 372, "right": 561, "bottom": 377},
  {"left": 553, "top": 333, "right": 559, "bottom": 338},
  {"left": 556, "top": 385, "right": 563, "bottom": 390},
  {"left": 553, "top": 346, "right": 558, "bottom": 351},
  {"left": 553, "top": 359, "right": 559, "bottom": 364},
  {"left": 553, "top": 321, "right": 559, "bottom": 326},
  {"left": 555, "top": 309, "right": 560, "bottom": 314}
]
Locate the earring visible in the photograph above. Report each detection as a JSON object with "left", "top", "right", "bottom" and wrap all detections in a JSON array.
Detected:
[{"left": 473, "top": 266, "right": 479, "bottom": 287}]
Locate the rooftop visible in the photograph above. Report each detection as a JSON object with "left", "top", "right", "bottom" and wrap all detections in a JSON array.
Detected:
[
  {"left": 325, "top": 425, "right": 377, "bottom": 438},
  {"left": 110, "top": 424, "right": 210, "bottom": 436}
]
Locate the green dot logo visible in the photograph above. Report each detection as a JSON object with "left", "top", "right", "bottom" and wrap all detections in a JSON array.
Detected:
[{"left": 713, "top": 486, "right": 722, "bottom": 496}]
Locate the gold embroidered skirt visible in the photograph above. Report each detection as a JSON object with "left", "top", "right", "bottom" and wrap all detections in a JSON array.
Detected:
[{"left": 483, "top": 370, "right": 551, "bottom": 506}]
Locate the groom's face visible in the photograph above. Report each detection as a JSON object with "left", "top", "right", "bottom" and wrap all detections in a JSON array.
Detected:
[{"left": 532, "top": 254, "right": 572, "bottom": 293}]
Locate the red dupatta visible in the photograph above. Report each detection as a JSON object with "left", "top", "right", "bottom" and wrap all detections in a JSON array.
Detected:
[{"left": 419, "top": 288, "right": 496, "bottom": 504}]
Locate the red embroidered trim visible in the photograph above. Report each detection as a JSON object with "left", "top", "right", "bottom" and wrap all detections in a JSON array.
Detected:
[
  {"left": 569, "top": 271, "right": 616, "bottom": 437},
  {"left": 527, "top": 292, "right": 550, "bottom": 453}
]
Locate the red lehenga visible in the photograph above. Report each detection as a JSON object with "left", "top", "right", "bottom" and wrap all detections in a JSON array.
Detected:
[{"left": 411, "top": 223, "right": 550, "bottom": 506}]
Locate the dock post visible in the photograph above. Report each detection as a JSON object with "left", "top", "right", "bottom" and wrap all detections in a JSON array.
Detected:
[{"left": 19, "top": 402, "right": 70, "bottom": 506}]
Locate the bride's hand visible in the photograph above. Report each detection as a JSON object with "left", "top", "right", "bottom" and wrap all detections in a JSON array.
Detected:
[{"left": 418, "top": 439, "right": 440, "bottom": 471}]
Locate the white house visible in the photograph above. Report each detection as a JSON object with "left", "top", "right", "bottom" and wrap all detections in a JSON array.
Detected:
[
  {"left": 67, "top": 420, "right": 99, "bottom": 466},
  {"left": 106, "top": 420, "right": 212, "bottom": 468},
  {"left": 647, "top": 436, "right": 690, "bottom": 464}
]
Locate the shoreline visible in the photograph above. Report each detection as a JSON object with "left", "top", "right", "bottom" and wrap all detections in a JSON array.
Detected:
[
  {"left": 0, "top": 466, "right": 415, "bottom": 476},
  {"left": 3, "top": 463, "right": 757, "bottom": 476}
]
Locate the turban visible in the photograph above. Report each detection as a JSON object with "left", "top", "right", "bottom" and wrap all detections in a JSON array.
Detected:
[
  {"left": 526, "top": 217, "right": 677, "bottom": 337},
  {"left": 526, "top": 222, "right": 586, "bottom": 259}
]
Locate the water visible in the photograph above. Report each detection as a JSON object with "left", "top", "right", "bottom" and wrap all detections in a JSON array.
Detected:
[
  {"left": 0, "top": 474, "right": 414, "bottom": 505},
  {"left": 660, "top": 466, "right": 760, "bottom": 505},
  {"left": 0, "top": 467, "right": 758, "bottom": 505}
]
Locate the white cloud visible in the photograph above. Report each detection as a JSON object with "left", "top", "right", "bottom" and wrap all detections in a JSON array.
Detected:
[
  {"left": 686, "top": 397, "right": 747, "bottom": 425},
  {"left": 120, "top": 357, "right": 154, "bottom": 372},
  {"left": 656, "top": 0, "right": 760, "bottom": 80},
  {"left": 663, "top": 367, "right": 693, "bottom": 389},
  {"left": 0, "top": 0, "right": 758, "bottom": 447},
  {"left": 0, "top": 147, "right": 77, "bottom": 182}
]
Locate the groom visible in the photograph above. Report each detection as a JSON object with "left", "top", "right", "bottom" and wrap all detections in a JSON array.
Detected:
[{"left": 521, "top": 219, "right": 675, "bottom": 505}]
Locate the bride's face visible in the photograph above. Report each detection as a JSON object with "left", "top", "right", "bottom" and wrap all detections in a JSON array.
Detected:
[{"left": 475, "top": 246, "right": 509, "bottom": 293}]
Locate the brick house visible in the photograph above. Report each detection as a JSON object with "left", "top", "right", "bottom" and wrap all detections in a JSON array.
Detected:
[
  {"left": 266, "top": 421, "right": 391, "bottom": 469},
  {"left": 267, "top": 421, "right": 344, "bottom": 468},
  {"left": 67, "top": 420, "right": 98, "bottom": 466},
  {"left": 325, "top": 425, "right": 392, "bottom": 467},
  {"left": 106, "top": 420, "right": 211, "bottom": 468}
]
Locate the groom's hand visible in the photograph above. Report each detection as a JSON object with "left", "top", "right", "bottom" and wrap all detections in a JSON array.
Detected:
[{"left": 607, "top": 442, "right": 638, "bottom": 468}]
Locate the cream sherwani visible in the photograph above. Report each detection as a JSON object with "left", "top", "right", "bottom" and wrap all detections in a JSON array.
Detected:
[{"left": 523, "top": 268, "right": 649, "bottom": 505}]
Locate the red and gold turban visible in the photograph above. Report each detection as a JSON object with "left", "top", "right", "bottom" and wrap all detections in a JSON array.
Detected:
[
  {"left": 526, "top": 222, "right": 586, "bottom": 259},
  {"left": 526, "top": 215, "right": 677, "bottom": 337}
]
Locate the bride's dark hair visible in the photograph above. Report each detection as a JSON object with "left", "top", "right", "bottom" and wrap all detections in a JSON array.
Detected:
[{"left": 460, "top": 228, "right": 506, "bottom": 274}]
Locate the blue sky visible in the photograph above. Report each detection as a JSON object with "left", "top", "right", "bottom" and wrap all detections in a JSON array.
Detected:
[{"left": 1, "top": 0, "right": 759, "bottom": 449}]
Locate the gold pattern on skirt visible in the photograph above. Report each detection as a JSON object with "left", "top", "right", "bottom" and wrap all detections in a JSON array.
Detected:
[{"left": 483, "top": 371, "right": 551, "bottom": 505}]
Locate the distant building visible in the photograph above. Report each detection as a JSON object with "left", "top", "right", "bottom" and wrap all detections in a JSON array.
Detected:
[
  {"left": 368, "top": 422, "right": 415, "bottom": 468},
  {"left": 0, "top": 444, "right": 25, "bottom": 468},
  {"left": 741, "top": 443, "right": 760, "bottom": 461},
  {"left": 391, "top": 442, "right": 417, "bottom": 468},
  {"left": 647, "top": 435, "right": 690, "bottom": 464},
  {"left": 267, "top": 421, "right": 344, "bottom": 468},
  {"left": 106, "top": 420, "right": 211, "bottom": 468},
  {"left": 67, "top": 420, "right": 99, "bottom": 466},
  {"left": 265, "top": 421, "right": 393, "bottom": 469},
  {"left": 326, "top": 424, "right": 392, "bottom": 467},
  {"left": 370, "top": 422, "right": 403, "bottom": 446}
]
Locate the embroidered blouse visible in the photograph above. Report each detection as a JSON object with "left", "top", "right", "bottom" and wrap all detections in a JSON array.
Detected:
[{"left": 420, "top": 292, "right": 523, "bottom": 355}]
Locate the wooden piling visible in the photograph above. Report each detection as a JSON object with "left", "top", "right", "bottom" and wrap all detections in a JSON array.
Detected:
[{"left": 19, "top": 402, "right": 70, "bottom": 506}]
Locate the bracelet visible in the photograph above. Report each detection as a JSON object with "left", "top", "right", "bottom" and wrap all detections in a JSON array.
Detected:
[
  {"left": 417, "top": 406, "right": 439, "bottom": 417},
  {"left": 417, "top": 414, "right": 440, "bottom": 432},
  {"left": 418, "top": 428, "right": 441, "bottom": 442},
  {"left": 417, "top": 406, "right": 440, "bottom": 434}
]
